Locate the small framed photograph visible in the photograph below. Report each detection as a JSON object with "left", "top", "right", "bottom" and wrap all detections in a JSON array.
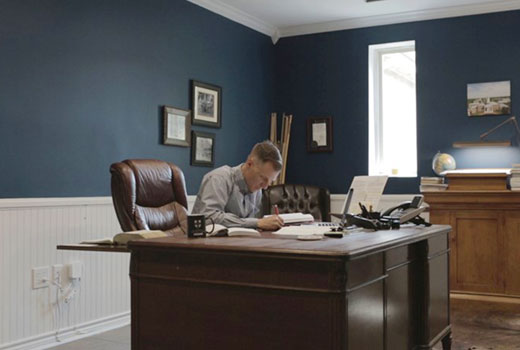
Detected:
[
  {"left": 307, "top": 116, "right": 333, "bottom": 152},
  {"left": 191, "top": 80, "right": 222, "bottom": 128},
  {"left": 163, "top": 106, "right": 191, "bottom": 147},
  {"left": 467, "top": 80, "right": 511, "bottom": 117},
  {"left": 191, "top": 131, "right": 215, "bottom": 167}
]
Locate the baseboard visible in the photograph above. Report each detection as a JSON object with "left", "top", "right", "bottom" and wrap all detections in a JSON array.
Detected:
[
  {"left": 0, "top": 312, "right": 130, "bottom": 350},
  {"left": 451, "top": 292, "right": 520, "bottom": 304}
]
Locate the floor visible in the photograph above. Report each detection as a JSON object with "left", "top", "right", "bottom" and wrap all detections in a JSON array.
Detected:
[
  {"left": 50, "top": 326, "right": 130, "bottom": 350},
  {"left": 432, "top": 297, "right": 520, "bottom": 350},
  {"left": 50, "top": 297, "right": 520, "bottom": 350}
]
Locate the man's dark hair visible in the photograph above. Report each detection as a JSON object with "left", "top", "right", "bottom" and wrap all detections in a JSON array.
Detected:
[{"left": 250, "top": 140, "right": 283, "bottom": 171}]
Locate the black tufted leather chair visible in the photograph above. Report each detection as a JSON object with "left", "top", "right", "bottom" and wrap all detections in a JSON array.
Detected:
[{"left": 262, "top": 184, "right": 331, "bottom": 222}]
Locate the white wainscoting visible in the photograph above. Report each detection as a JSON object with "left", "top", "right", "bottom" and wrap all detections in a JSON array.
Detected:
[
  {"left": 0, "top": 194, "right": 417, "bottom": 350},
  {"left": 0, "top": 197, "right": 129, "bottom": 350}
]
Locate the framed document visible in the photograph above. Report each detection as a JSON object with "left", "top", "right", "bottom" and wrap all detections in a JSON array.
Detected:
[
  {"left": 307, "top": 116, "right": 333, "bottom": 152},
  {"left": 163, "top": 106, "right": 191, "bottom": 147}
]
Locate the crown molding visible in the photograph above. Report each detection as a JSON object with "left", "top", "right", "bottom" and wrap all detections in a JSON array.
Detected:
[
  {"left": 187, "top": 0, "right": 279, "bottom": 42},
  {"left": 279, "top": 0, "right": 520, "bottom": 38},
  {"left": 187, "top": 0, "right": 520, "bottom": 44}
]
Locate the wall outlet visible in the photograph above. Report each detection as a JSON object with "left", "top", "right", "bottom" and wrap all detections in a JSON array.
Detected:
[
  {"left": 68, "top": 261, "right": 82, "bottom": 279},
  {"left": 32, "top": 266, "right": 50, "bottom": 289},
  {"left": 52, "top": 264, "right": 65, "bottom": 284}
]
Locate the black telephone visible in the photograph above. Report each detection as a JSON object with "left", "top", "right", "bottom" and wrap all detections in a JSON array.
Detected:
[
  {"left": 344, "top": 195, "right": 431, "bottom": 231},
  {"left": 381, "top": 195, "right": 430, "bottom": 226}
]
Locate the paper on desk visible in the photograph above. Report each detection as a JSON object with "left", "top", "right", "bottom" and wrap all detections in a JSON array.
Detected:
[
  {"left": 273, "top": 226, "right": 332, "bottom": 236},
  {"left": 345, "top": 176, "right": 388, "bottom": 214}
]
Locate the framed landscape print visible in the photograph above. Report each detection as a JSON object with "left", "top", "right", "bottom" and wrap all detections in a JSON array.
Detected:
[
  {"left": 467, "top": 80, "right": 511, "bottom": 117},
  {"left": 307, "top": 116, "right": 333, "bottom": 152},
  {"left": 191, "top": 131, "right": 215, "bottom": 167},
  {"left": 191, "top": 80, "right": 222, "bottom": 128},
  {"left": 163, "top": 106, "right": 191, "bottom": 147}
]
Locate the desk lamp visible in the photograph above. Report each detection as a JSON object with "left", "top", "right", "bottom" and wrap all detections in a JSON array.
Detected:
[{"left": 453, "top": 116, "right": 520, "bottom": 148}]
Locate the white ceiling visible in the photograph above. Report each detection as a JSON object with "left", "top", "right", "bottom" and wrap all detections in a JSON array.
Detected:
[{"left": 188, "top": 0, "right": 520, "bottom": 43}]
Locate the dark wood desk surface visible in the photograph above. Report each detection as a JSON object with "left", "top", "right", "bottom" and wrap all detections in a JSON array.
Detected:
[
  {"left": 127, "top": 224, "right": 450, "bottom": 258},
  {"left": 58, "top": 224, "right": 450, "bottom": 257}
]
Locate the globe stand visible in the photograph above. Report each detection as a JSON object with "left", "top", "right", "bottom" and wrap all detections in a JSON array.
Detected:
[{"left": 432, "top": 151, "right": 456, "bottom": 176}]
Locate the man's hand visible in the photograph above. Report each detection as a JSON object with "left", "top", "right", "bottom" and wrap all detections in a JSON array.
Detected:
[{"left": 257, "top": 215, "right": 284, "bottom": 230}]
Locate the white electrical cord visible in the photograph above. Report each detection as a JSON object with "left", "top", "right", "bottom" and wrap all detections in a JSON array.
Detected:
[
  {"left": 51, "top": 274, "right": 63, "bottom": 342},
  {"left": 50, "top": 273, "right": 81, "bottom": 341}
]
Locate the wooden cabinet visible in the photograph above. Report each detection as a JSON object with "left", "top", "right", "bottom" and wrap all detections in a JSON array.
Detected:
[{"left": 424, "top": 172, "right": 520, "bottom": 297}]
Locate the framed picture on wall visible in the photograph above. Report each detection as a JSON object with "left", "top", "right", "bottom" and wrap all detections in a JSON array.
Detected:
[
  {"left": 191, "top": 80, "right": 222, "bottom": 128},
  {"left": 307, "top": 116, "right": 333, "bottom": 152},
  {"left": 191, "top": 131, "right": 215, "bottom": 167},
  {"left": 163, "top": 106, "right": 191, "bottom": 147},
  {"left": 467, "top": 80, "right": 511, "bottom": 117}
]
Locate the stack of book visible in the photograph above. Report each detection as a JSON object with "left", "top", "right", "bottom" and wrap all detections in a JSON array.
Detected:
[
  {"left": 420, "top": 177, "right": 448, "bottom": 192},
  {"left": 510, "top": 164, "right": 520, "bottom": 191}
]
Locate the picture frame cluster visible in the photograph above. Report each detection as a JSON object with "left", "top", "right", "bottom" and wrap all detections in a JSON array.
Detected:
[{"left": 162, "top": 80, "right": 220, "bottom": 167}]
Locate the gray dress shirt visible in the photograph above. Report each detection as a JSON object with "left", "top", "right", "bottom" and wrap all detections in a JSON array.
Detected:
[{"left": 192, "top": 164, "right": 261, "bottom": 228}]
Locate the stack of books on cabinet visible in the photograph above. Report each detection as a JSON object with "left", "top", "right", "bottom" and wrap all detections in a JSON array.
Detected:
[
  {"left": 510, "top": 164, "right": 520, "bottom": 191},
  {"left": 420, "top": 177, "right": 448, "bottom": 192}
]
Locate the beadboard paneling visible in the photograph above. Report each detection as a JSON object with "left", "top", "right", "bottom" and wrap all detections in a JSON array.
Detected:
[{"left": 0, "top": 197, "right": 129, "bottom": 349}]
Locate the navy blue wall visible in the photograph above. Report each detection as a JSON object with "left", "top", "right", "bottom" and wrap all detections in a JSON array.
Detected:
[
  {"left": 3, "top": 3, "right": 520, "bottom": 198},
  {"left": 0, "top": 0, "right": 275, "bottom": 197},
  {"left": 275, "top": 11, "right": 520, "bottom": 193}
]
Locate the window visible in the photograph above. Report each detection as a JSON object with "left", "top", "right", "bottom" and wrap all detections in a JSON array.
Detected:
[{"left": 369, "top": 41, "right": 417, "bottom": 177}]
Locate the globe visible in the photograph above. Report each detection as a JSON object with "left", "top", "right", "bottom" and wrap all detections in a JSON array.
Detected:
[{"left": 432, "top": 152, "right": 456, "bottom": 176}]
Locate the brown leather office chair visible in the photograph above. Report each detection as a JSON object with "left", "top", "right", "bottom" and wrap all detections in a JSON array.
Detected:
[
  {"left": 262, "top": 184, "right": 331, "bottom": 222},
  {"left": 110, "top": 159, "right": 188, "bottom": 235}
]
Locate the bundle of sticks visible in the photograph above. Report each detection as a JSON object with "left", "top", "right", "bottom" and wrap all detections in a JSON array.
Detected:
[{"left": 269, "top": 112, "right": 292, "bottom": 185}]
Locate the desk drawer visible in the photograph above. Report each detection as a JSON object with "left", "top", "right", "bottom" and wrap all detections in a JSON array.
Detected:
[
  {"left": 347, "top": 253, "right": 384, "bottom": 290},
  {"left": 386, "top": 245, "right": 409, "bottom": 269},
  {"left": 428, "top": 233, "right": 448, "bottom": 257}
]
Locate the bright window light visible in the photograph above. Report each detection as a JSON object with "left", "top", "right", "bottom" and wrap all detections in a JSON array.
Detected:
[{"left": 369, "top": 41, "right": 417, "bottom": 177}]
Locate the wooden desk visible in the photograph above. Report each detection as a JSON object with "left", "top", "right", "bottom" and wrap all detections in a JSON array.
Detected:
[{"left": 128, "top": 226, "right": 452, "bottom": 350}]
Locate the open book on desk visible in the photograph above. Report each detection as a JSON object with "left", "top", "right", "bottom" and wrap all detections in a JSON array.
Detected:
[
  {"left": 263, "top": 212, "right": 314, "bottom": 224},
  {"left": 80, "top": 230, "right": 167, "bottom": 245},
  {"left": 206, "top": 224, "right": 260, "bottom": 237}
]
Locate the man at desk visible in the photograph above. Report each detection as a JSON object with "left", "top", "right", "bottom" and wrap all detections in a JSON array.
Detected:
[{"left": 192, "top": 140, "right": 284, "bottom": 230}]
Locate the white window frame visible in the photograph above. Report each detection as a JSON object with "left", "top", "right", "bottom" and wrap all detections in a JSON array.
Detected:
[{"left": 369, "top": 40, "right": 417, "bottom": 177}]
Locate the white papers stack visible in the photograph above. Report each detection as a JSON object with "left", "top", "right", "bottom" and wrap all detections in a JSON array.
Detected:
[
  {"left": 264, "top": 213, "right": 314, "bottom": 224},
  {"left": 273, "top": 226, "right": 332, "bottom": 236}
]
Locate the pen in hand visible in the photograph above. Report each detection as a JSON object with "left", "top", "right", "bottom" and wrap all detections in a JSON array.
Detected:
[{"left": 274, "top": 204, "right": 280, "bottom": 215}]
